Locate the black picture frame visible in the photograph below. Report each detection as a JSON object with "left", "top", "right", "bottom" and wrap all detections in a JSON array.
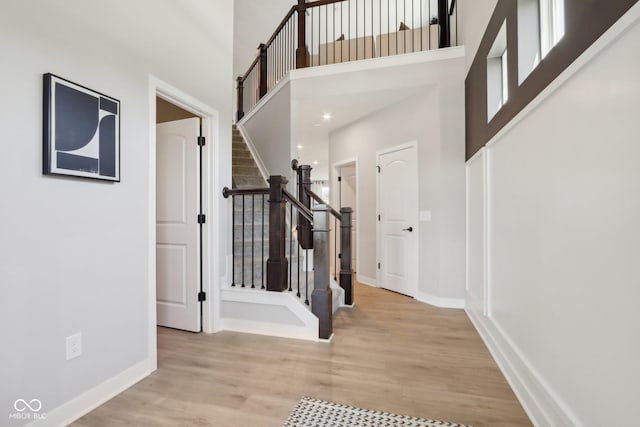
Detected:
[{"left": 43, "top": 73, "right": 121, "bottom": 182}]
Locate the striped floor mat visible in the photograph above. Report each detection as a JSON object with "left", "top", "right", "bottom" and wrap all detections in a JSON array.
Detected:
[{"left": 284, "top": 396, "right": 472, "bottom": 427}]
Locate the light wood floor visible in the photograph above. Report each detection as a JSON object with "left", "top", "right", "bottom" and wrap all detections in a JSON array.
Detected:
[{"left": 74, "top": 283, "right": 531, "bottom": 427}]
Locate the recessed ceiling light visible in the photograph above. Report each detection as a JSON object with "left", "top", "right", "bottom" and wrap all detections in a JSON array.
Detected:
[
  {"left": 297, "top": 145, "right": 304, "bottom": 149},
  {"left": 313, "top": 160, "right": 319, "bottom": 165},
  {"left": 322, "top": 113, "right": 332, "bottom": 121}
]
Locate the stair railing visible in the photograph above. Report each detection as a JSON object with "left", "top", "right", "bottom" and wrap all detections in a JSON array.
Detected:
[
  {"left": 292, "top": 159, "right": 354, "bottom": 306},
  {"left": 223, "top": 172, "right": 342, "bottom": 339},
  {"left": 236, "top": 0, "right": 459, "bottom": 120}
]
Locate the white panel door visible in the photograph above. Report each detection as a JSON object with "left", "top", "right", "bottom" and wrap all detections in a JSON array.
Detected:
[
  {"left": 156, "top": 118, "right": 201, "bottom": 332},
  {"left": 378, "top": 145, "right": 418, "bottom": 297},
  {"left": 340, "top": 165, "right": 358, "bottom": 272}
]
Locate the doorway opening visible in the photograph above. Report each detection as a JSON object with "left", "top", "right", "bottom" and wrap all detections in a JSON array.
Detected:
[
  {"left": 155, "top": 97, "right": 204, "bottom": 333},
  {"left": 332, "top": 159, "right": 359, "bottom": 281},
  {"left": 376, "top": 142, "right": 418, "bottom": 297}
]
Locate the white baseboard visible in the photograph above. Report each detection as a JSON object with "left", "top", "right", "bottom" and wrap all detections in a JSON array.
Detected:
[
  {"left": 356, "top": 275, "right": 378, "bottom": 288},
  {"left": 414, "top": 290, "right": 465, "bottom": 309},
  {"left": 466, "top": 306, "right": 581, "bottom": 427},
  {"left": 220, "top": 318, "right": 318, "bottom": 342},
  {"left": 221, "top": 289, "right": 319, "bottom": 341},
  {"left": 30, "top": 358, "right": 155, "bottom": 427}
]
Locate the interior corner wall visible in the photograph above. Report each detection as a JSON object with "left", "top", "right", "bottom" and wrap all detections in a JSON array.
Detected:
[
  {"left": 0, "top": 1, "right": 233, "bottom": 424},
  {"left": 465, "top": 9, "right": 640, "bottom": 425},
  {"left": 329, "top": 86, "right": 465, "bottom": 301}
]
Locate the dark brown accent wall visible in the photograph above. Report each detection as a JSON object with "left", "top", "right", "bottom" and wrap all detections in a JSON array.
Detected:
[
  {"left": 156, "top": 97, "right": 197, "bottom": 124},
  {"left": 466, "top": 0, "right": 638, "bottom": 160}
]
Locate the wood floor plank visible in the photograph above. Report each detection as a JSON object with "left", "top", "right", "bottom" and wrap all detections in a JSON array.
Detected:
[{"left": 74, "top": 282, "right": 531, "bottom": 427}]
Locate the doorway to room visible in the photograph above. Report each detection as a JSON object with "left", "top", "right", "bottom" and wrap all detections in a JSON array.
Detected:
[
  {"left": 333, "top": 160, "right": 359, "bottom": 278},
  {"left": 376, "top": 143, "right": 418, "bottom": 297},
  {"left": 155, "top": 97, "right": 204, "bottom": 332}
]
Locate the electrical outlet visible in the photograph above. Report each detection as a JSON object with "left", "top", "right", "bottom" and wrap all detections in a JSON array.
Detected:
[{"left": 66, "top": 333, "right": 82, "bottom": 360}]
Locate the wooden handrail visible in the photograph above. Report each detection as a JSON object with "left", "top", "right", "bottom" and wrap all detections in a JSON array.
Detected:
[
  {"left": 266, "top": 6, "right": 297, "bottom": 48},
  {"left": 449, "top": 0, "right": 457, "bottom": 16},
  {"left": 222, "top": 187, "right": 269, "bottom": 198},
  {"left": 306, "top": 189, "right": 342, "bottom": 220},
  {"left": 283, "top": 189, "right": 314, "bottom": 223},
  {"left": 304, "top": 0, "right": 345, "bottom": 9},
  {"left": 240, "top": 56, "right": 260, "bottom": 82}
]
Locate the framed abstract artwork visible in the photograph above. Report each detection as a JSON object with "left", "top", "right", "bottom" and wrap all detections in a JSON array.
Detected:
[{"left": 43, "top": 73, "right": 120, "bottom": 181}]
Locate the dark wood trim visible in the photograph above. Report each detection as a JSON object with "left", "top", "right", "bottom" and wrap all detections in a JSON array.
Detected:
[
  {"left": 295, "top": 0, "right": 310, "bottom": 69},
  {"left": 241, "top": 56, "right": 260, "bottom": 82},
  {"left": 296, "top": 165, "right": 314, "bottom": 249},
  {"left": 258, "top": 43, "right": 268, "bottom": 99},
  {"left": 266, "top": 6, "right": 297, "bottom": 48},
  {"left": 306, "top": 189, "right": 342, "bottom": 219},
  {"left": 339, "top": 207, "right": 354, "bottom": 306},
  {"left": 266, "top": 176, "right": 289, "bottom": 292},
  {"left": 311, "top": 204, "right": 333, "bottom": 340},
  {"left": 465, "top": 0, "right": 639, "bottom": 160},
  {"left": 305, "top": 0, "right": 345, "bottom": 9},
  {"left": 236, "top": 77, "right": 244, "bottom": 122},
  {"left": 438, "top": 0, "right": 450, "bottom": 48}
]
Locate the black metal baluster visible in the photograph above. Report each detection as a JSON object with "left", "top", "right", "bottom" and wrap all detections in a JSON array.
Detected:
[
  {"left": 403, "top": 0, "right": 406, "bottom": 54},
  {"left": 341, "top": 2, "right": 344, "bottom": 62},
  {"left": 333, "top": 217, "right": 338, "bottom": 280},
  {"left": 420, "top": 0, "right": 423, "bottom": 51},
  {"left": 371, "top": 0, "right": 374, "bottom": 59},
  {"left": 232, "top": 196, "right": 236, "bottom": 287},
  {"left": 356, "top": 0, "right": 358, "bottom": 60},
  {"left": 325, "top": 4, "right": 328, "bottom": 65},
  {"left": 297, "top": 225, "right": 301, "bottom": 298},
  {"left": 251, "top": 194, "right": 255, "bottom": 288},
  {"left": 395, "top": 0, "right": 398, "bottom": 55},
  {"left": 428, "top": 0, "right": 431, "bottom": 49},
  {"left": 241, "top": 195, "right": 245, "bottom": 287},
  {"left": 262, "top": 194, "right": 265, "bottom": 289},
  {"left": 289, "top": 203, "right": 293, "bottom": 292},
  {"left": 411, "top": 0, "right": 415, "bottom": 52},
  {"left": 305, "top": 249, "right": 310, "bottom": 305},
  {"left": 333, "top": 3, "right": 336, "bottom": 64},
  {"left": 388, "top": 0, "right": 391, "bottom": 56},
  {"left": 311, "top": 7, "right": 314, "bottom": 66}
]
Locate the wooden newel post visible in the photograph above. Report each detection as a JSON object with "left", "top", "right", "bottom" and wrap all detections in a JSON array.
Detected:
[
  {"left": 236, "top": 76, "right": 244, "bottom": 122},
  {"left": 297, "top": 165, "right": 313, "bottom": 249},
  {"left": 438, "top": 0, "right": 450, "bottom": 48},
  {"left": 258, "top": 43, "right": 268, "bottom": 99},
  {"left": 267, "top": 176, "right": 289, "bottom": 292},
  {"left": 340, "top": 207, "right": 354, "bottom": 306},
  {"left": 312, "top": 204, "right": 333, "bottom": 340},
  {"left": 296, "top": 0, "right": 309, "bottom": 69}
]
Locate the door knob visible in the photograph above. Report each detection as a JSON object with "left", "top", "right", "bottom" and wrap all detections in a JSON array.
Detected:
[{"left": 402, "top": 227, "right": 413, "bottom": 232}]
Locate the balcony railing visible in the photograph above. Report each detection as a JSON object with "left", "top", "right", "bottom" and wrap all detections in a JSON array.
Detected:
[{"left": 236, "top": 0, "right": 458, "bottom": 121}]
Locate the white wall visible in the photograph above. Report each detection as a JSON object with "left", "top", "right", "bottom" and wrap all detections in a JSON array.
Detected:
[
  {"left": 466, "top": 7, "right": 640, "bottom": 425},
  {"left": 329, "top": 83, "right": 466, "bottom": 303},
  {"left": 458, "top": 0, "right": 498, "bottom": 73},
  {"left": 233, "top": 0, "right": 294, "bottom": 77},
  {"left": 241, "top": 83, "right": 293, "bottom": 178},
  {"left": 0, "top": 1, "right": 233, "bottom": 424}
]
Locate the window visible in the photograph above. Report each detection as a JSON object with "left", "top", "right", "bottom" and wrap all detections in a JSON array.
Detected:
[
  {"left": 487, "top": 21, "right": 508, "bottom": 122},
  {"left": 517, "top": 0, "right": 565, "bottom": 84},
  {"left": 517, "top": 0, "right": 541, "bottom": 84},
  {"left": 540, "top": 0, "right": 565, "bottom": 58}
]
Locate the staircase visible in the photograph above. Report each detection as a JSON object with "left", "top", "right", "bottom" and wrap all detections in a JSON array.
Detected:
[
  {"left": 230, "top": 125, "right": 345, "bottom": 314},
  {"left": 232, "top": 125, "right": 265, "bottom": 189}
]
